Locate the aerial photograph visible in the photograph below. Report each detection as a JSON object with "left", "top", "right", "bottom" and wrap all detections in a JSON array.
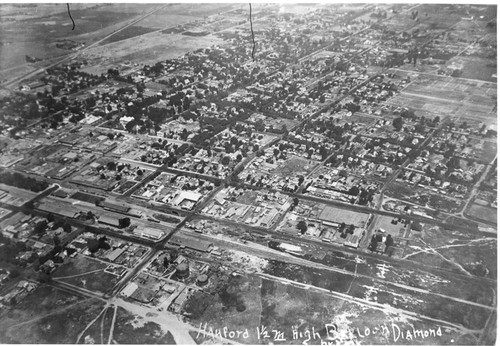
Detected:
[{"left": 0, "top": 2, "right": 496, "bottom": 345}]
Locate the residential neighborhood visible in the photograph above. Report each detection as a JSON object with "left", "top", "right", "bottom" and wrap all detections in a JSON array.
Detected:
[{"left": 0, "top": 3, "right": 496, "bottom": 345}]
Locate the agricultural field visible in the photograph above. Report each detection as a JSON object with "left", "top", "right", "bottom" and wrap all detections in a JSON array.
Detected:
[
  {"left": 80, "top": 31, "right": 226, "bottom": 75},
  {"left": 0, "top": 3, "right": 155, "bottom": 82}
]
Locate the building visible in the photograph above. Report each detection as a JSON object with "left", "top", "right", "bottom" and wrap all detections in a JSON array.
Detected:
[
  {"left": 133, "top": 228, "right": 164, "bottom": 240},
  {"left": 98, "top": 214, "right": 121, "bottom": 227},
  {"left": 121, "top": 282, "right": 138, "bottom": 297},
  {"left": 106, "top": 247, "right": 126, "bottom": 262},
  {"left": 172, "top": 191, "right": 202, "bottom": 207},
  {"left": 101, "top": 201, "right": 131, "bottom": 214},
  {"left": 169, "top": 234, "right": 213, "bottom": 253}
]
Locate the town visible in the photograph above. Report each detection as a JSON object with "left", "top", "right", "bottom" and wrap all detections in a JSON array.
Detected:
[{"left": 0, "top": 3, "right": 496, "bottom": 345}]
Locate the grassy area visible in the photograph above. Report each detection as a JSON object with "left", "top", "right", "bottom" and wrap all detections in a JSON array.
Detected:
[
  {"left": 276, "top": 156, "right": 317, "bottom": 177},
  {"left": 52, "top": 255, "right": 120, "bottom": 294},
  {"left": 234, "top": 190, "right": 259, "bottom": 206},
  {"left": 6, "top": 299, "right": 105, "bottom": 343},
  {"left": 467, "top": 203, "right": 497, "bottom": 224},
  {"left": 111, "top": 306, "right": 176, "bottom": 344},
  {"left": 318, "top": 206, "right": 370, "bottom": 228},
  {"left": 71, "top": 191, "right": 105, "bottom": 204},
  {"left": 0, "top": 284, "right": 83, "bottom": 342},
  {"left": 405, "top": 224, "right": 496, "bottom": 280},
  {"left": 0, "top": 283, "right": 105, "bottom": 344},
  {"left": 458, "top": 56, "right": 497, "bottom": 83},
  {"left": 371, "top": 215, "right": 405, "bottom": 236},
  {"left": 99, "top": 25, "right": 158, "bottom": 45}
]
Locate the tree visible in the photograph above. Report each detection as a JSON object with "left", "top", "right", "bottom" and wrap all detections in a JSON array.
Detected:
[
  {"left": 384, "top": 235, "right": 394, "bottom": 253},
  {"left": 53, "top": 235, "right": 61, "bottom": 247},
  {"left": 392, "top": 117, "right": 403, "bottom": 131},
  {"left": 87, "top": 239, "right": 100, "bottom": 253},
  {"left": 369, "top": 235, "right": 378, "bottom": 252},
  {"left": 163, "top": 256, "right": 170, "bottom": 268},
  {"left": 446, "top": 156, "right": 461, "bottom": 171},
  {"left": 411, "top": 221, "right": 423, "bottom": 232},
  {"left": 98, "top": 236, "right": 110, "bottom": 250},
  {"left": 293, "top": 197, "right": 299, "bottom": 206},
  {"left": 221, "top": 156, "right": 231, "bottom": 166},
  {"left": 63, "top": 223, "right": 72, "bottom": 233},
  {"left": 348, "top": 186, "right": 360, "bottom": 196},
  {"left": 118, "top": 217, "right": 131, "bottom": 229},
  {"left": 296, "top": 220, "right": 307, "bottom": 234},
  {"left": 47, "top": 213, "right": 55, "bottom": 223},
  {"left": 34, "top": 220, "right": 48, "bottom": 235},
  {"left": 106, "top": 161, "right": 117, "bottom": 171}
]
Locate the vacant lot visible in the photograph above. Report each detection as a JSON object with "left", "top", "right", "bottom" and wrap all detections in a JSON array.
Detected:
[
  {"left": 372, "top": 215, "right": 407, "bottom": 237},
  {"left": 53, "top": 255, "right": 120, "bottom": 294},
  {"left": 452, "top": 56, "right": 497, "bottom": 82},
  {"left": 111, "top": 306, "right": 176, "bottom": 344},
  {"left": 0, "top": 283, "right": 104, "bottom": 343},
  {"left": 276, "top": 156, "right": 318, "bottom": 177},
  {"left": 318, "top": 205, "right": 370, "bottom": 228},
  {"left": 467, "top": 203, "right": 497, "bottom": 224},
  {"left": 99, "top": 25, "right": 158, "bottom": 45},
  {"left": 405, "top": 224, "right": 497, "bottom": 280}
]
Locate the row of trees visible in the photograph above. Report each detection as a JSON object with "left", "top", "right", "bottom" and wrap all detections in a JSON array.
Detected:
[{"left": 0, "top": 171, "right": 49, "bottom": 192}]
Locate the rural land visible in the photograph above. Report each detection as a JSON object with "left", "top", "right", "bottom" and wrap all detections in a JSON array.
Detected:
[{"left": 0, "top": 3, "right": 497, "bottom": 345}]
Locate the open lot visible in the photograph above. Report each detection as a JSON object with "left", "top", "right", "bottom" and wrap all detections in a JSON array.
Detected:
[
  {"left": 0, "top": 283, "right": 104, "bottom": 343},
  {"left": 404, "top": 223, "right": 497, "bottom": 280},
  {"left": 467, "top": 203, "right": 497, "bottom": 224},
  {"left": 111, "top": 306, "right": 176, "bottom": 344},
  {"left": 318, "top": 205, "right": 371, "bottom": 228},
  {"left": 52, "top": 255, "right": 121, "bottom": 294},
  {"left": 187, "top": 268, "right": 487, "bottom": 345}
]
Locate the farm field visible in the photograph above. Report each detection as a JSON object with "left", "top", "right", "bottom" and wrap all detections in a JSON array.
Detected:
[
  {"left": 80, "top": 31, "right": 226, "bottom": 75},
  {"left": 0, "top": 4, "right": 156, "bottom": 82}
]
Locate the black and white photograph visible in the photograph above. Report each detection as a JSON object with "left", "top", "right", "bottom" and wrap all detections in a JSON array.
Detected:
[{"left": 0, "top": 2, "right": 496, "bottom": 345}]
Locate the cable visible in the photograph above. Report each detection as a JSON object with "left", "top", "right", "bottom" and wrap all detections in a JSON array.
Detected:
[
  {"left": 67, "top": 3, "right": 75, "bottom": 30},
  {"left": 249, "top": 3, "right": 256, "bottom": 61}
]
